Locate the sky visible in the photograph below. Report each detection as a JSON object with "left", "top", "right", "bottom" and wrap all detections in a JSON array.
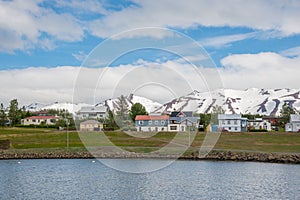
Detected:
[{"left": 0, "top": 0, "right": 300, "bottom": 106}]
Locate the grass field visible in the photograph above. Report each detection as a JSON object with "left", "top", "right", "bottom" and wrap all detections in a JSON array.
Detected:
[{"left": 0, "top": 127, "right": 300, "bottom": 154}]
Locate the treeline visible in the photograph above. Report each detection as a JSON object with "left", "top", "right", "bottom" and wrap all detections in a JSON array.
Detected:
[{"left": 0, "top": 99, "right": 74, "bottom": 128}]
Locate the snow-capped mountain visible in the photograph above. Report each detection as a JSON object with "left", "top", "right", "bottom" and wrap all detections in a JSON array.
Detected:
[
  {"left": 25, "top": 103, "right": 46, "bottom": 112},
  {"left": 105, "top": 94, "right": 162, "bottom": 113},
  {"left": 104, "top": 88, "right": 300, "bottom": 116},
  {"left": 154, "top": 88, "right": 300, "bottom": 115},
  {"left": 24, "top": 88, "right": 300, "bottom": 116},
  {"left": 25, "top": 102, "right": 92, "bottom": 115}
]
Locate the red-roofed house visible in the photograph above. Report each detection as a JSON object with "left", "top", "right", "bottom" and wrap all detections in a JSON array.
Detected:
[
  {"left": 135, "top": 115, "right": 169, "bottom": 132},
  {"left": 21, "top": 116, "right": 58, "bottom": 126}
]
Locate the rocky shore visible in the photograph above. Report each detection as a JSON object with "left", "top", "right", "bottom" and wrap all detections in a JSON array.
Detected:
[{"left": 0, "top": 150, "right": 299, "bottom": 164}]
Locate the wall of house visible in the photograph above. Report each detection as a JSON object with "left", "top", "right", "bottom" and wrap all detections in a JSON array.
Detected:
[
  {"left": 218, "top": 119, "right": 241, "bottom": 132},
  {"left": 80, "top": 123, "right": 102, "bottom": 131},
  {"left": 22, "top": 118, "right": 56, "bottom": 125}
]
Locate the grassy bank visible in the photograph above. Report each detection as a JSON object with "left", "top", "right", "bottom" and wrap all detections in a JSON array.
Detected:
[{"left": 0, "top": 128, "right": 299, "bottom": 155}]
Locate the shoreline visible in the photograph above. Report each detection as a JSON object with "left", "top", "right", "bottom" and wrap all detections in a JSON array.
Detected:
[{"left": 0, "top": 150, "right": 299, "bottom": 164}]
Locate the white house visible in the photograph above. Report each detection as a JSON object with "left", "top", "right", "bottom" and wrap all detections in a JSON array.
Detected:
[
  {"left": 248, "top": 118, "right": 272, "bottom": 131},
  {"left": 135, "top": 115, "right": 169, "bottom": 132},
  {"left": 218, "top": 114, "right": 248, "bottom": 132},
  {"left": 285, "top": 114, "right": 300, "bottom": 132},
  {"left": 21, "top": 116, "right": 58, "bottom": 126},
  {"left": 80, "top": 120, "right": 102, "bottom": 132},
  {"left": 77, "top": 106, "right": 108, "bottom": 120}
]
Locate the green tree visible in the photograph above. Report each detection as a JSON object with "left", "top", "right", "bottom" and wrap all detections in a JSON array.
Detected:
[
  {"left": 129, "top": 103, "right": 148, "bottom": 121},
  {"left": 8, "top": 99, "right": 21, "bottom": 126},
  {"left": 199, "top": 113, "right": 211, "bottom": 131},
  {"left": 0, "top": 103, "right": 7, "bottom": 126},
  {"left": 104, "top": 110, "right": 119, "bottom": 130},
  {"left": 211, "top": 105, "right": 225, "bottom": 124},
  {"left": 280, "top": 103, "right": 296, "bottom": 126},
  {"left": 115, "top": 95, "right": 129, "bottom": 127}
]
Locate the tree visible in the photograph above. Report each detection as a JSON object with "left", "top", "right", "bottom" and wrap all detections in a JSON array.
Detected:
[
  {"left": 114, "top": 95, "right": 130, "bottom": 127},
  {"left": 8, "top": 99, "right": 21, "bottom": 126},
  {"left": 280, "top": 103, "right": 296, "bottom": 126},
  {"left": 0, "top": 103, "right": 7, "bottom": 126},
  {"left": 210, "top": 105, "right": 225, "bottom": 124},
  {"left": 199, "top": 113, "right": 211, "bottom": 131},
  {"left": 104, "top": 110, "right": 119, "bottom": 130},
  {"left": 129, "top": 103, "right": 148, "bottom": 121}
]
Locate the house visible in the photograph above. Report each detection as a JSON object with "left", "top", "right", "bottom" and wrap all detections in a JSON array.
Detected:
[
  {"left": 168, "top": 111, "right": 199, "bottom": 132},
  {"left": 248, "top": 118, "right": 272, "bottom": 131},
  {"left": 21, "top": 116, "right": 58, "bottom": 126},
  {"left": 218, "top": 114, "right": 248, "bottom": 132},
  {"left": 77, "top": 106, "right": 108, "bottom": 120},
  {"left": 80, "top": 120, "right": 103, "bottom": 132},
  {"left": 135, "top": 115, "right": 169, "bottom": 132},
  {"left": 285, "top": 114, "right": 300, "bottom": 132}
]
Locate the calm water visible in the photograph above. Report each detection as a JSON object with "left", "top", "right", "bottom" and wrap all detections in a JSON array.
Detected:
[{"left": 0, "top": 159, "right": 299, "bottom": 200}]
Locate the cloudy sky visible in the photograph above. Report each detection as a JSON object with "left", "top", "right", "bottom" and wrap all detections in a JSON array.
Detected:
[{"left": 0, "top": 0, "right": 300, "bottom": 106}]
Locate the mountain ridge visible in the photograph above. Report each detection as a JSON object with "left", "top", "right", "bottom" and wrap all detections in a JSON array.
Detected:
[{"left": 24, "top": 88, "right": 300, "bottom": 116}]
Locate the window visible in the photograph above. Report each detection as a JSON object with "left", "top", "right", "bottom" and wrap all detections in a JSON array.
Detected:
[
  {"left": 227, "top": 120, "right": 231, "bottom": 125},
  {"left": 32, "top": 119, "right": 36, "bottom": 122},
  {"left": 161, "top": 120, "right": 165, "bottom": 125},
  {"left": 222, "top": 120, "right": 225, "bottom": 125},
  {"left": 155, "top": 120, "right": 158, "bottom": 125},
  {"left": 170, "top": 126, "right": 177, "bottom": 130},
  {"left": 138, "top": 121, "right": 143, "bottom": 125},
  {"left": 149, "top": 121, "right": 152, "bottom": 125},
  {"left": 234, "top": 120, "right": 237, "bottom": 125},
  {"left": 235, "top": 127, "right": 237, "bottom": 131},
  {"left": 228, "top": 127, "right": 231, "bottom": 130}
]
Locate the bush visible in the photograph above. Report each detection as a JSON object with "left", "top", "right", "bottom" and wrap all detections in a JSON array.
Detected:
[{"left": 249, "top": 129, "right": 268, "bottom": 132}]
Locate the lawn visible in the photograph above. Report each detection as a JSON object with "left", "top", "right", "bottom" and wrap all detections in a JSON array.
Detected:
[{"left": 0, "top": 127, "right": 299, "bottom": 154}]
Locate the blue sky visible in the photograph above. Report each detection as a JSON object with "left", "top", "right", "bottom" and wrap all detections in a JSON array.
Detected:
[{"left": 0, "top": 0, "right": 300, "bottom": 105}]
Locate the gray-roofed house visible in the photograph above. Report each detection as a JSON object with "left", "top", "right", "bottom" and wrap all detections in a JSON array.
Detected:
[
  {"left": 77, "top": 106, "right": 108, "bottom": 120},
  {"left": 285, "top": 114, "right": 300, "bottom": 132},
  {"left": 168, "top": 111, "right": 199, "bottom": 132},
  {"left": 218, "top": 114, "right": 248, "bottom": 132}
]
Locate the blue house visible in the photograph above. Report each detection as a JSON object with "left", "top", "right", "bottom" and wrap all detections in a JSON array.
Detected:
[{"left": 135, "top": 115, "right": 169, "bottom": 132}]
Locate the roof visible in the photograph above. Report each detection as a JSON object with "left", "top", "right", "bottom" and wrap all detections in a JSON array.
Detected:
[
  {"left": 25, "top": 116, "right": 57, "bottom": 120},
  {"left": 78, "top": 106, "right": 107, "bottom": 113},
  {"left": 80, "top": 120, "right": 101, "bottom": 125},
  {"left": 135, "top": 115, "right": 169, "bottom": 120},
  {"left": 169, "top": 116, "right": 199, "bottom": 123},
  {"left": 170, "top": 111, "right": 193, "bottom": 117},
  {"left": 218, "top": 114, "right": 242, "bottom": 120}
]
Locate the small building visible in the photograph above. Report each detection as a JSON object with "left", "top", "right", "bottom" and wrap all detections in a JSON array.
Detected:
[
  {"left": 218, "top": 114, "right": 248, "bottom": 132},
  {"left": 77, "top": 106, "right": 108, "bottom": 120},
  {"left": 135, "top": 115, "right": 169, "bottom": 132},
  {"left": 80, "top": 120, "right": 102, "bottom": 132},
  {"left": 168, "top": 111, "right": 199, "bottom": 132},
  {"left": 248, "top": 118, "right": 272, "bottom": 131},
  {"left": 285, "top": 114, "right": 300, "bottom": 132},
  {"left": 21, "top": 116, "right": 58, "bottom": 126}
]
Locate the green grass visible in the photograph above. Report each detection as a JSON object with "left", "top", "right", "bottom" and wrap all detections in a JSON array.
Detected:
[{"left": 0, "top": 127, "right": 300, "bottom": 154}]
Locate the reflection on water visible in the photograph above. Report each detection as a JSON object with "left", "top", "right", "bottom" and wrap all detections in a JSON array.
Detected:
[{"left": 0, "top": 159, "right": 299, "bottom": 199}]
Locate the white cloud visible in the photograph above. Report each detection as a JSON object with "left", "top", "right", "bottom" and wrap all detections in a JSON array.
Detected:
[
  {"left": 72, "top": 51, "right": 87, "bottom": 62},
  {"left": 201, "top": 32, "right": 258, "bottom": 48},
  {"left": 0, "top": 0, "right": 84, "bottom": 53},
  {"left": 1, "top": 51, "right": 299, "bottom": 106},
  {"left": 1, "top": 0, "right": 299, "bottom": 52},
  {"left": 280, "top": 46, "right": 300, "bottom": 57},
  {"left": 220, "top": 52, "right": 300, "bottom": 89},
  {"left": 89, "top": 0, "right": 300, "bottom": 38}
]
